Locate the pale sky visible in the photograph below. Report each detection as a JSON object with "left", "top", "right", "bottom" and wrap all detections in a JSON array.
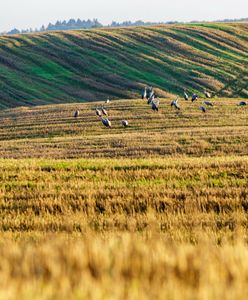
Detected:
[{"left": 0, "top": 0, "right": 247, "bottom": 32}]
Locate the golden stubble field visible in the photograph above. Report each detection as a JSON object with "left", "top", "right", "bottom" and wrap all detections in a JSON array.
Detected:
[
  {"left": 0, "top": 98, "right": 247, "bottom": 299},
  {"left": 0, "top": 98, "right": 247, "bottom": 158}
]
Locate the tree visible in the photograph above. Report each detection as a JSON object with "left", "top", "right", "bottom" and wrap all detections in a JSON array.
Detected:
[
  {"left": 8, "top": 28, "right": 20, "bottom": 35},
  {"left": 40, "top": 25, "right": 46, "bottom": 32}
]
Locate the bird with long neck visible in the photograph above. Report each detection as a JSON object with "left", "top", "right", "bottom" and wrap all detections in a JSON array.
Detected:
[
  {"left": 204, "top": 89, "right": 211, "bottom": 98},
  {"left": 238, "top": 101, "right": 247, "bottom": 106},
  {"left": 142, "top": 87, "right": 147, "bottom": 100},
  {"left": 147, "top": 94, "right": 154, "bottom": 105},
  {"left": 101, "top": 117, "right": 111, "bottom": 128},
  {"left": 200, "top": 106, "right": 206, "bottom": 113},
  {"left": 147, "top": 86, "right": 154, "bottom": 100},
  {"left": 74, "top": 110, "right": 79, "bottom": 118},
  {"left": 151, "top": 98, "right": 159, "bottom": 112},
  {"left": 183, "top": 89, "right": 189, "bottom": 101},
  {"left": 204, "top": 101, "right": 213, "bottom": 107},
  {"left": 96, "top": 108, "right": 102, "bottom": 117},
  {"left": 171, "top": 97, "right": 180, "bottom": 110},
  {"left": 121, "top": 120, "right": 129, "bottom": 127},
  {"left": 101, "top": 107, "right": 108, "bottom": 116},
  {"left": 192, "top": 93, "right": 198, "bottom": 102}
]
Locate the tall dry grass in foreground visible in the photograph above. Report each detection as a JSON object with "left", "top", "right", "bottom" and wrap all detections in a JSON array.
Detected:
[
  {"left": 1, "top": 237, "right": 248, "bottom": 300},
  {"left": 0, "top": 156, "right": 247, "bottom": 299}
]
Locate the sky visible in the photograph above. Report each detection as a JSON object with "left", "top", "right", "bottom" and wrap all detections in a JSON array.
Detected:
[{"left": 0, "top": 0, "right": 247, "bottom": 32}]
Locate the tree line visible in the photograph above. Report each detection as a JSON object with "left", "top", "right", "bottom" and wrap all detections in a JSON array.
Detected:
[
  {"left": 2, "top": 17, "right": 248, "bottom": 35},
  {"left": 1, "top": 19, "right": 180, "bottom": 35}
]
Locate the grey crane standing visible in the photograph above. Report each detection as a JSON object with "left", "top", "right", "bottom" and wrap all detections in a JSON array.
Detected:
[
  {"left": 96, "top": 108, "right": 102, "bottom": 117},
  {"left": 74, "top": 110, "right": 79, "bottom": 118},
  {"left": 192, "top": 94, "right": 198, "bottom": 102},
  {"left": 184, "top": 90, "right": 189, "bottom": 101},
  {"left": 147, "top": 94, "right": 155, "bottom": 105},
  {"left": 171, "top": 97, "right": 180, "bottom": 110},
  {"left": 121, "top": 120, "right": 129, "bottom": 127},
  {"left": 204, "top": 89, "right": 211, "bottom": 98},
  {"left": 147, "top": 86, "right": 154, "bottom": 100},
  {"left": 101, "top": 107, "right": 108, "bottom": 116},
  {"left": 204, "top": 101, "right": 214, "bottom": 107},
  {"left": 152, "top": 98, "right": 159, "bottom": 112},
  {"left": 142, "top": 87, "right": 147, "bottom": 99},
  {"left": 101, "top": 118, "right": 112, "bottom": 128},
  {"left": 238, "top": 101, "right": 247, "bottom": 106}
]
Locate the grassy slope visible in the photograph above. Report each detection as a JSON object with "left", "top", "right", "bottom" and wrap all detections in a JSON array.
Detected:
[{"left": 0, "top": 23, "right": 247, "bottom": 108}]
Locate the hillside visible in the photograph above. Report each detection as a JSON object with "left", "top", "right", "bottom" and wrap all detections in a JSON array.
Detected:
[
  {"left": 0, "top": 23, "right": 247, "bottom": 108},
  {"left": 0, "top": 97, "right": 247, "bottom": 158}
]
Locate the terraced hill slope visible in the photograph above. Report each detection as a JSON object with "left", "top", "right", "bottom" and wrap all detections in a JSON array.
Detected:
[
  {"left": 0, "top": 23, "right": 247, "bottom": 108},
  {"left": 0, "top": 97, "right": 247, "bottom": 158}
]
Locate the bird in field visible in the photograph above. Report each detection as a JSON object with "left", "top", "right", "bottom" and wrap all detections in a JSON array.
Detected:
[
  {"left": 238, "top": 101, "right": 247, "bottom": 106},
  {"left": 204, "top": 89, "right": 211, "bottom": 98},
  {"left": 101, "top": 107, "right": 108, "bottom": 116},
  {"left": 200, "top": 106, "right": 206, "bottom": 113},
  {"left": 121, "top": 120, "right": 129, "bottom": 127},
  {"left": 183, "top": 90, "right": 189, "bottom": 101},
  {"left": 152, "top": 98, "right": 159, "bottom": 111},
  {"left": 192, "top": 93, "right": 198, "bottom": 102},
  {"left": 74, "top": 110, "right": 79, "bottom": 118},
  {"left": 147, "top": 86, "right": 154, "bottom": 99},
  {"left": 96, "top": 108, "right": 102, "bottom": 117},
  {"left": 204, "top": 101, "right": 214, "bottom": 107},
  {"left": 105, "top": 97, "right": 110, "bottom": 104},
  {"left": 142, "top": 87, "right": 147, "bottom": 99},
  {"left": 147, "top": 94, "right": 154, "bottom": 105},
  {"left": 101, "top": 118, "right": 111, "bottom": 128},
  {"left": 171, "top": 97, "right": 180, "bottom": 110}
]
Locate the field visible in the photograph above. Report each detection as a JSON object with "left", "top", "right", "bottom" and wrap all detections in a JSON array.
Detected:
[
  {"left": 0, "top": 23, "right": 247, "bottom": 108},
  {"left": 0, "top": 97, "right": 247, "bottom": 158},
  {"left": 0, "top": 19, "right": 247, "bottom": 300},
  {"left": 0, "top": 97, "right": 247, "bottom": 299}
]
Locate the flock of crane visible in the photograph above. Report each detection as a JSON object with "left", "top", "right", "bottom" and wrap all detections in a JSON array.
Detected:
[{"left": 74, "top": 87, "right": 247, "bottom": 128}]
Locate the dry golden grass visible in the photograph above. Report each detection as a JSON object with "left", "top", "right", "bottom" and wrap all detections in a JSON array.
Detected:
[
  {"left": 0, "top": 98, "right": 247, "bottom": 299},
  {"left": 0, "top": 155, "right": 247, "bottom": 299},
  {"left": 0, "top": 98, "right": 247, "bottom": 158},
  {"left": 0, "top": 156, "right": 247, "bottom": 237},
  {"left": 1, "top": 237, "right": 248, "bottom": 300}
]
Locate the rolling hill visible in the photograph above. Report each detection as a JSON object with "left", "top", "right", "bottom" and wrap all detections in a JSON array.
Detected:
[{"left": 0, "top": 23, "right": 247, "bottom": 108}]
